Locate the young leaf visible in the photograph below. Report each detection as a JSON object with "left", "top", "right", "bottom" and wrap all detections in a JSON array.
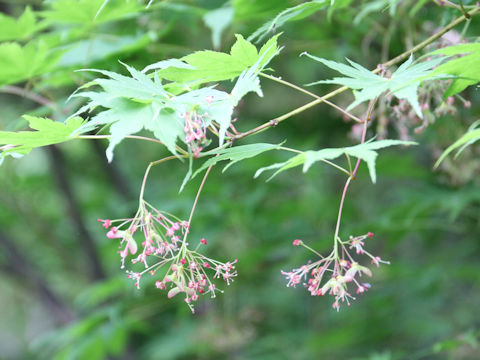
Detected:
[
  {"left": 192, "top": 143, "right": 284, "bottom": 179},
  {"left": 41, "top": 0, "right": 143, "bottom": 26},
  {"left": 255, "top": 140, "right": 416, "bottom": 183},
  {"left": 154, "top": 34, "right": 281, "bottom": 86},
  {"left": 434, "top": 122, "right": 480, "bottom": 168},
  {"left": 0, "top": 6, "right": 41, "bottom": 41},
  {"left": 429, "top": 43, "right": 480, "bottom": 98},
  {"left": 0, "top": 41, "right": 64, "bottom": 86},
  {"left": 248, "top": 0, "right": 329, "bottom": 43},
  {"left": 303, "top": 53, "right": 444, "bottom": 118},
  {"left": 0, "top": 116, "right": 85, "bottom": 163}
]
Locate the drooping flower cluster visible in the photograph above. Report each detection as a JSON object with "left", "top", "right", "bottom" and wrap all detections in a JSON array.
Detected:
[
  {"left": 282, "top": 232, "right": 389, "bottom": 311},
  {"left": 98, "top": 201, "right": 237, "bottom": 313},
  {"left": 183, "top": 110, "right": 210, "bottom": 157}
]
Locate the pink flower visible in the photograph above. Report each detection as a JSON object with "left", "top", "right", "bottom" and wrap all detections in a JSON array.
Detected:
[
  {"left": 98, "top": 218, "right": 111, "bottom": 229},
  {"left": 292, "top": 239, "right": 303, "bottom": 246},
  {"left": 200, "top": 238, "right": 207, "bottom": 245}
]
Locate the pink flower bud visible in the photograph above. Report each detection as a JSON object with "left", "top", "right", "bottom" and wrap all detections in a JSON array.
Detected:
[
  {"left": 292, "top": 239, "right": 303, "bottom": 246},
  {"left": 200, "top": 238, "right": 207, "bottom": 245},
  {"left": 367, "top": 232, "right": 374, "bottom": 238},
  {"left": 180, "top": 258, "right": 186, "bottom": 265}
]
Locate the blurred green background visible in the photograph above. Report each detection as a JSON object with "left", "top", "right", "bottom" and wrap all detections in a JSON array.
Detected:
[{"left": 0, "top": 0, "right": 479, "bottom": 359}]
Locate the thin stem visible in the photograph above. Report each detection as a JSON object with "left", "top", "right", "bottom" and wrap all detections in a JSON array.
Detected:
[
  {"left": 260, "top": 72, "right": 363, "bottom": 123},
  {"left": 332, "top": 99, "right": 376, "bottom": 257},
  {"left": 0, "top": 85, "right": 58, "bottom": 110},
  {"left": 333, "top": 176, "right": 353, "bottom": 258},
  {"left": 187, "top": 164, "right": 214, "bottom": 226},
  {"left": 139, "top": 155, "right": 180, "bottom": 202},
  {"left": 233, "top": 7, "right": 479, "bottom": 142}
]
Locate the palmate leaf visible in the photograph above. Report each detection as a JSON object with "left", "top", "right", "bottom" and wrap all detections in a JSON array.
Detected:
[
  {"left": 41, "top": 0, "right": 143, "bottom": 26},
  {"left": 429, "top": 43, "right": 480, "bottom": 98},
  {"left": 248, "top": 0, "right": 329, "bottom": 43},
  {"left": 73, "top": 36, "right": 278, "bottom": 161},
  {"left": 155, "top": 34, "right": 281, "bottom": 87},
  {"left": 255, "top": 140, "right": 416, "bottom": 183},
  {"left": 192, "top": 143, "right": 284, "bottom": 179},
  {"left": 303, "top": 53, "right": 445, "bottom": 118},
  {"left": 0, "top": 6, "right": 42, "bottom": 42},
  {"left": 434, "top": 121, "right": 480, "bottom": 168},
  {"left": 0, "top": 40, "right": 64, "bottom": 86},
  {"left": 0, "top": 116, "right": 85, "bottom": 164}
]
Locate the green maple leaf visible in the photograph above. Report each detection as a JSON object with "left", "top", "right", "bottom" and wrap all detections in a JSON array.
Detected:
[
  {"left": 303, "top": 53, "right": 445, "bottom": 118},
  {"left": 430, "top": 43, "right": 480, "bottom": 98},
  {"left": 0, "top": 40, "right": 64, "bottom": 86},
  {"left": 0, "top": 6, "right": 43, "bottom": 42},
  {"left": 75, "top": 35, "right": 279, "bottom": 160},
  {"left": 255, "top": 139, "right": 416, "bottom": 183},
  {"left": 41, "top": 0, "right": 143, "bottom": 26},
  {"left": 155, "top": 34, "right": 281, "bottom": 87},
  {"left": 0, "top": 116, "right": 85, "bottom": 163}
]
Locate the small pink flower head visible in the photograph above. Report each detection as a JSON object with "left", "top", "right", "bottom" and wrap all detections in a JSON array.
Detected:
[
  {"left": 106, "top": 227, "right": 119, "bottom": 239},
  {"left": 339, "top": 259, "right": 350, "bottom": 268},
  {"left": 292, "top": 239, "right": 303, "bottom": 246},
  {"left": 356, "top": 283, "right": 371, "bottom": 294},
  {"left": 200, "top": 238, "right": 207, "bottom": 245},
  {"left": 203, "top": 262, "right": 210, "bottom": 268},
  {"left": 98, "top": 218, "right": 111, "bottom": 229},
  {"left": 464, "top": 100, "right": 472, "bottom": 109},
  {"left": 367, "top": 232, "right": 374, "bottom": 238},
  {"left": 371, "top": 256, "right": 390, "bottom": 267},
  {"left": 155, "top": 281, "right": 166, "bottom": 290},
  {"left": 180, "top": 258, "right": 186, "bottom": 265}
]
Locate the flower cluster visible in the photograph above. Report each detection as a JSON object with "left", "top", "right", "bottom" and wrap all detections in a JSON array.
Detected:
[
  {"left": 98, "top": 201, "right": 237, "bottom": 313},
  {"left": 183, "top": 110, "right": 210, "bottom": 157},
  {"left": 282, "top": 232, "right": 389, "bottom": 311}
]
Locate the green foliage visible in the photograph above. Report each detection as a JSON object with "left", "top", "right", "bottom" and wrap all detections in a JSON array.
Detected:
[
  {"left": 74, "top": 35, "right": 279, "bottom": 160},
  {"left": 41, "top": 0, "right": 143, "bottom": 26},
  {"left": 255, "top": 140, "right": 416, "bottom": 183},
  {"left": 304, "top": 53, "right": 444, "bottom": 117},
  {"left": 0, "top": 115, "right": 85, "bottom": 163},
  {"left": 248, "top": 0, "right": 329, "bottom": 43},
  {"left": 156, "top": 33, "right": 281, "bottom": 87},
  {"left": 192, "top": 143, "right": 284, "bottom": 178},
  {"left": 0, "top": 7, "right": 41, "bottom": 42},
  {"left": 0, "top": 41, "right": 64, "bottom": 86},
  {"left": 434, "top": 120, "right": 480, "bottom": 168},
  {"left": 431, "top": 43, "right": 480, "bottom": 98}
]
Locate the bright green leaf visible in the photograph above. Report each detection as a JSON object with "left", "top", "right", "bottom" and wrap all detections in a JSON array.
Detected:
[
  {"left": 0, "top": 116, "right": 85, "bottom": 163},
  {"left": 192, "top": 143, "right": 284, "bottom": 179},
  {"left": 0, "top": 41, "right": 64, "bottom": 86},
  {"left": 155, "top": 33, "right": 281, "bottom": 86},
  {"left": 434, "top": 122, "right": 480, "bottom": 168},
  {"left": 430, "top": 43, "right": 480, "bottom": 98},
  {"left": 41, "top": 0, "right": 143, "bottom": 26},
  {"left": 0, "top": 6, "right": 42, "bottom": 41},
  {"left": 304, "top": 53, "right": 445, "bottom": 118},
  {"left": 248, "top": 0, "right": 329, "bottom": 43},
  {"left": 255, "top": 139, "right": 416, "bottom": 183}
]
